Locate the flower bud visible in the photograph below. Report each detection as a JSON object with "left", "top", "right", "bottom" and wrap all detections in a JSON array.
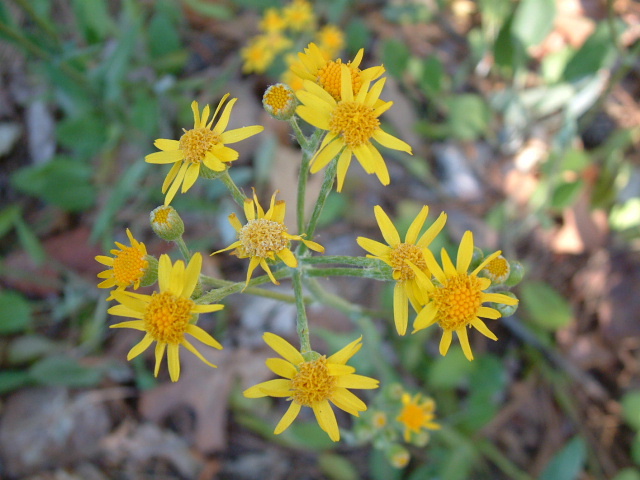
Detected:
[
  {"left": 371, "top": 411, "right": 388, "bottom": 429},
  {"left": 263, "top": 83, "right": 297, "bottom": 120},
  {"left": 139, "top": 255, "right": 159, "bottom": 287},
  {"left": 505, "top": 261, "right": 525, "bottom": 286},
  {"left": 411, "top": 430, "right": 431, "bottom": 447},
  {"left": 199, "top": 163, "right": 227, "bottom": 179},
  {"left": 150, "top": 205, "right": 185, "bottom": 241},
  {"left": 482, "top": 255, "right": 511, "bottom": 284},
  {"left": 386, "top": 444, "right": 410, "bottom": 469},
  {"left": 494, "top": 291, "right": 519, "bottom": 317}
]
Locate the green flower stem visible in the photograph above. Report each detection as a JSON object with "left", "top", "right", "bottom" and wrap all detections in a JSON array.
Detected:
[
  {"left": 303, "top": 277, "right": 363, "bottom": 316},
  {"left": 294, "top": 124, "right": 323, "bottom": 233},
  {"left": 292, "top": 269, "right": 312, "bottom": 355},
  {"left": 174, "top": 237, "right": 191, "bottom": 262},
  {"left": 288, "top": 115, "right": 309, "bottom": 151},
  {"left": 301, "top": 255, "right": 385, "bottom": 267},
  {"left": 220, "top": 169, "right": 247, "bottom": 207},
  {"left": 196, "top": 268, "right": 298, "bottom": 304},
  {"left": 305, "top": 267, "right": 391, "bottom": 282},
  {"left": 305, "top": 158, "right": 337, "bottom": 239}
]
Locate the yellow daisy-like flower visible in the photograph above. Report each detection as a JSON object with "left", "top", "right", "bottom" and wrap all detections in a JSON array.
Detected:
[
  {"left": 297, "top": 65, "right": 413, "bottom": 192},
  {"left": 357, "top": 205, "right": 447, "bottom": 335},
  {"left": 281, "top": 53, "right": 307, "bottom": 91},
  {"left": 260, "top": 7, "right": 287, "bottom": 33},
  {"left": 291, "top": 42, "right": 385, "bottom": 102},
  {"left": 96, "top": 229, "right": 150, "bottom": 300},
  {"left": 243, "top": 333, "right": 379, "bottom": 442},
  {"left": 315, "top": 24, "right": 345, "bottom": 59},
  {"left": 108, "top": 253, "right": 224, "bottom": 382},
  {"left": 145, "top": 97, "right": 264, "bottom": 205},
  {"left": 282, "top": 0, "right": 315, "bottom": 31},
  {"left": 211, "top": 190, "right": 324, "bottom": 286},
  {"left": 482, "top": 254, "right": 510, "bottom": 284},
  {"left": 396, "top": 393, "right": 440, "bottom": 443},
  {"left": 411, "top": 231, "right": 519, "bottom": 361}
]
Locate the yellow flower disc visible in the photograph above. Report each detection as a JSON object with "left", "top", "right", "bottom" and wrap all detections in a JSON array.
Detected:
[
  {"left": 389, "top": 243, "right": 427, "bottom": 281},
  {"left": 144, "top": 291, "right": 194, "bottom": 344},
  {"left": 179, "top": 128, "right": 221, "bottom": 164},
  {"left": 317, "top": 62, "right": 363, "bottom": 101},
  {"left": 113, "top": 246, "right": 147, "bottom": 286},
  {"left": 239, "top": 218, "right": 289, "bottom": 258},
  {"left": 483, "top": 255, "right": 510, "bottom": 283},
  {"left": 291, "top": 356, "right": 337, "bottom": 406},
  {"left": 329, "top": 102, "right": 380, "bottom": 148},
  {"left": 432, "top": 274, "right": 483, "bottom": 331}
]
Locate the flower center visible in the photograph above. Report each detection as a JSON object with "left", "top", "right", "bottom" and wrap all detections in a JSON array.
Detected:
[
  {"left": 179, "top": 128, "right": 220, "bottom": 164},
  {"left": 329, "top": 101, "right": 380, "bottom": 149},
  {"left": 317, "top": 62, "right": 364, "bottom": 101},
  {"left": 144, "top": 291, "right": 194, "bottom": 344},
  {"left": 239, "top": 218, "right": 289, "bottom": 258},
  {"left": 398, "top": 404, "right": 427, "bottom": 431},
  {"left": 432, "top": 274, "right": 483, "bottom": 331},
  {"left": 290, "top": 356, "right": 336, "bottom": 406},
  {"left": 483, "top": 255, "right": 510, "bottom": 283},
  {"left": 263, "top": 84, "right": 295, "bottom": 116},
  {"left": 113, "top": 247, "right": 147, "bottom": 286},
  {"left": 152, "top": 206, "right": 171, "bottom": 225},
  {"left": 389, "top": 243, "right": 427, "bottom": 281}
]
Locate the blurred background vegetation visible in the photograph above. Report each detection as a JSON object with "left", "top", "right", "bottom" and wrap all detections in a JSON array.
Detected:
[{"left": 0, "top": 0, "right": 639, "bottom": 479}]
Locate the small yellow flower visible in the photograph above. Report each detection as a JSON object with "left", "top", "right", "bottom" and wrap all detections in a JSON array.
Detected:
[
  {"left": 297, "top": 65, "right": 412, "bottom": 191},
  {"left": 145, "top": 98, "right": 264, "bottom": 205},
  {"left": 291, "top": 43, "right": 384, "bottom": 102},
  {"left": 357, "top": 205, "right": 447, "bottom": 335},
  {"left": 260, "top": 7, "right": 287, "bottom": 33},
  {"left": 242, "top": 33, "right": 292, "bottom": 74},
  {"left": 211, "top": 190, "right": 324, "bottom": 286},
  {"left": 482, "top": 254, "right": 510, "bottom": 284},
  {"left": 411, "top": 231, "right": 519, "bottom": 360},
  {"left": 243, "top": 333, "right": 379, "bottom": 442},
  {"left": 282, "top": 0, "right": 315, "bottom": 31},
  {"left": 108, "top": 253, "right": 223, "bottom": 382},
  {"left": 396, "top": 393, "right": 440, "bottom": 442},
  {"left": 281, "top": 54, "right": 307, "bottom": 91},
  {"left": 96, "top": 229, "right": 150, "bottom": 300},
  {"left": 315, "top": 24, "right": 345, "bottom": 59},
  {"left": 372, "top": 411, "right": 388, "bottom": 429},
  {"left": 263, "top": 83, "right": 297, "bottom": 120},
  {"left": 150, "top": 205, "right": 185, "bottom": 241}
]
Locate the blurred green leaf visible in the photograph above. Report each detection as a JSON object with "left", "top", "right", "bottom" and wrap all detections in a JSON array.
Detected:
[
  {"left": 7, "top": 334, "right": 61, "bottom": 364},
  {"left": 0, "top": 290, "right": 33, "bottom": 334},
  {"left": 182, "top": 0, "right": 232, "bottom": 20},
  {"left": 381, "top": 38, "right": 410, "bottom": 78},
  {"left": 370, "top": 449, "right": 402, "bottom": 480},
  {"left": 131, "top": 91, "right": 161, "bottom": 137},
  {"left": 562, "top": 23, "right": 615, "bottom": 82},
  {"left": 0, "top": 370, "right": 32, "bottom": 394},
  {"left": 149, "top": 4, "right": 182, "bottom": 60},
  {"left": 345, "top": 18, "right": 370, "bottom": 57},
  {"left": 14, "top": 216, "right": 46, "bottom": 266},
  {"left": 542, "top": 47, "right": 574, "bottom": 84},
  {"left": 538, "top": 436, "right": 586, "bottom": 480},
  {"left": 512, "top": 0, "right": 555, "bottom": 50},
  {"left": 614, "top": 468, "right": 640, "bottom": 480},
  {"left": 559, "top": 149, "right": 590, "bottom": 172},
  {"left": 318, "top": 453, "right": 358, "bottom": 480},
  {"left": 622, "top": 391, "right": 640, "bottom": 431},
  {"left": 420, "top": 56, "right": 445, "bottom": 97},
  {"left": 428, "top": 346, "right": 475, "bottom": 389},
  {"left": 439, "top": 439, "right": 476, "bottom": 480},
  {"left": 551, "top": 180, "right": 583, "bottom": 210},
  {"left": 445, "top": 94, "right": 490, "bottom": 141},
  {"left": 0, "top": 204, "right": 20, "bottom": 239},
  {"left": 28, "top": 355, "right": 102, "bottom": 387},
  {"left": 521, "top": 281, "right": 573, "bottom": 330},
  {"left": 11, "top": 157, "right": 96, "bottom": 212},
  {"left": 71, "top": 0, "right": 114, "bottom": 43},
  {"left": 56, "top": 114, "right": 108, "bottom": 158},
  {"left": 462, "top": 356, "right": 507, "bottom": 431},
  {"left": 610, "top": 198, "right": 640, "bottom": 232}
]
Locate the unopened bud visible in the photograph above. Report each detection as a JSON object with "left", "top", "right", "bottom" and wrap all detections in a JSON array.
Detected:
[
  {"left": 387, "top": 444, "right": 410, "bottom": 469},
  {"left": 199, "top": 163, "right": 227, "bottom": 179},
  {"left": 150, "top": 205, "right": 184, "bottom": 241},
  {"left": 412, "top": 430, "right": 431, "bottom": 447},
  {"left": 263, "top": 83, "right": 297, "bottom": 120},
  {"left": 482, "top": 255, "right": 511, "bottom": 284},
  {"left": 495, "top": 291, "right": 519, "bottom": 317},
  {"left": 140, "top": 255, "right": 159, "bottom": 287},
  {"left": 505, "top": 261, "right": 525, "bottom": 286}
]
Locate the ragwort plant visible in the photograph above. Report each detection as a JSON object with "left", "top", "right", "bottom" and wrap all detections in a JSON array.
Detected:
[{"left": 96, "top": 38, "right": 522, "bottom": 460}]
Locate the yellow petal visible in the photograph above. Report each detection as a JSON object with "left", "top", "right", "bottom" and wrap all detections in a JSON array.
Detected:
[
  {"left": 164, "top": 162, "right": 188, "bottom": 205},
  {"left": 405, "top": 206, "right": 429, "bottom": 244},
  {"left": 154, "top": 138, "right": 180, "bottom": 151},
  {"left": 374, "top": 206, "right": 400, "bottom": 246},
  {"left": 441, "top": 248, "right": 457, "bottom": 277},
  {"left": 182, "top": 338, "right": 217, "bottom": 368},
  {"left": 145, "top": 150, "right": 184, "bottom": 164},
  {"left": 95, "top": 255, "right": 114, "bottom": 266},
  {"left": 327, "top": 364, "right": 356, "bottom": 376},
  {"left": 181, "top": 163, "right": 200, "bottom": 193},
  {"left": 296, "top": 104, "right": 331, "bottom": 131},
  {"left": 154, "top": 342, "right": 166, "bottom": 377},
  {"left": 477, "top": 306, "right": 501, "bottom": 319},
  {"left": 161, "top": 161, "right": 183, "bottom": 194},
  {"left": 203, "top": 152, "right": 227, "bottom": 172},
  {"left": 191, "top": 100, "right": 201, "bottom": 128},
  {"left": 253, "top": 378, "right": 292, "bottom": 397},
  {"left": 313, "top": 400, "right": 340, "bottom": 441},
  {"left": 263, "top": 332, "right": 304, "bottom": 365},
  {"left": 260, "top": 259, "right": 279, "bottom": 285},
  {"left": 310, "top": 136, "right": 344, "bottom": 172},
  {"left": 221, "top": 125, "right": 264, "bottom": 144},
  {"left": 213, "top": 97, "right": 237, "bottom": 133},
  {"left": 372, "top": 129, "right": 412, "bottom": 154},
  {"left": 423, "top": 249, "right": 446, "bottom": 285},
  {"left": 335, "top": 148, "right": 352, "bottom": 192},
  {"left": 335, "top": 374, "right": 379, "bottom": 389},
  {"left": 192, "top": 303, "right": 224, "bottom": 314},
  {"left": 482, "top": 293, "right": 518, "bottom": 305},
  {"left": 331, "top": 387, "right": 367, "bottom": 414},
  {"left": 456, "top": 328, "right": 474, "bottom": 361},
  {"left": 167, "top": 343, "right": 181, "bottom": 382},
  {"left": 157, "top": 254, "right": 172, "bottom": 292},
  {"left": 393, "top": 283, "right": 408, "bottom": 335},
  {"left": 356, "top": 237, "right": 390, "bottom": 258},
  {"left": 277, "top": 248, "right": 298, "bottom": 268},
  {"left": 471, "top": 318, "right": 498, "bottom": 341},
  {"left": 187, "top": 324, "right": 223, "bottom": 349},
  {"left": 472, "top": 250, "right": 503, "bottom": 275},
  {"left": 168, "top": 259, "right": 185, "bottom": 297},
  {"left": 413, "top": 301, "right": 437, "bottom": 331},
  {"left": 266, "top": 357, "right": 297, "bottom": 378},
  {"left": 417, "top": 211, "right": 447, "bottom": 248},
  {"left": 457, "top": 231, "right": 474, "bottom": 274},
  {"left": 182, "top": 252, "right": 202, "bottom": 298},
  {"left": 109, "top": 319, "right": 145, "bottom": 329},
  {"left": 127, "top": 333, "right": 154, "bottom": 360},
  {"left": 327, "top": 336, "right": 362, "bottom": 365},
  {"left": 340, "top": 65, "right": 353, "bottom": 103},
  {"left": 274, "top": 401, "right": 301, "bottom": 434}
]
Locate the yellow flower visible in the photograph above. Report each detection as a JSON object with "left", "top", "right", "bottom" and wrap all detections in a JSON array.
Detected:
[
  {"left": 242, "top": 33, "right": 292, "bottom": 74},
  {"left": 297, "top": 65, "right": 413, "bottom": 191},
  {"left": 96, "top": 229, "right": 150, "bottom": 300},
  {"left": 291, "top": 42, "right": 384, "bottom": 101},
  {"left": 411, "top": 231, "right": 519, "bottom": 360},
  {"left": 211, "top": 190, "right": 324, "bottom": 286},
  {"left": 481, "top": 254, "right": 510, "bottom": 283},
  {"left": 282, "top": 0, "right": 315, "bottom": 31},
  {"left": 260, "top": 8, "right": 287, "bottom": 33},
  {"left": 243, "top": 333, "right": 379, "bottom": 442},
  {"left": 396, "top": 393, "right": 440, "bottom": 442},
  {"left": 263, "top": 83, "right": 297, "bottom": 120},
  {"left": 315, "top": 24, "right": 345, "bottom": 59},
  {"left": 357, "top": 205, "right": 447, "bottom": 335},
  {"left": 108, "top": 253, "right": 224, "bottom": 382},
  {"left": 281, "top": 53, "right": 307, "bottom": 91},
  {"left": 145, "top": 98, "right": 264, "bottom": 205}
]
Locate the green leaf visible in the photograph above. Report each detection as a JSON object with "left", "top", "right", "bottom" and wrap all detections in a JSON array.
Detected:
[
  {"left": 0, "top": 204, "right": 20, "bottom": 239},
  {"left": 148, "top": 4, "right": 182, "bottom": 59},
  {"left": 71, "top": 0, "right": 114, "bottom": 43},
  {"left": 428, "top": 346, "right": 475, "bottom": 389},
  {"left": 445, "top": 94, "right": 490, "bottom": 141},
  {"left": 14, "top": 216, "right": 46, "bottom": 265},
  {"left": 512, "top": 0, "right": 556, "bottom": 49},
  {"left": 345, "top": 18, "right": 370, "bottom": 58},
  {"left": 521, "top": 281, "right": 573, "bottom": 330},
  {"left": 538, "top": 436, "right": 586, "bottom": 480},
  {"left": 610, "top": 198, "right": 640, "bottom": 232},
  {"left": 613, "top": 468, "right": 640, "bottom": 480},
  {"left": 381, "top": 38, "right": 410, "bottom": 78},
  {"left": 370, "top": 449, "right": 403, "bottom": 480},
  {"left": 420, "top": 56, "right": 445, "bottom": 96},
  {"left": 622, "top": 391, "right": 640, "bottom": 430},
  {"left": 318, "top": 453, "right": 358, "bottom": 480},
  {"left": 562, "top": 23, "right": 615, "bottom": 82},
  {"left": 0, "top": 370, "right": 32, "bottom": 394},
  {"left": 56, "top": 114, "right": 109, "bottom": 158},
  {"left": 551, "top": 180, "right": 583, "bottom": 209},
  {"left": 11, "top": 157, "right": 96, "bottom": 212},
  {"left": 181, "top": 0, "right": 232, "bottom": 19},
  {"left": 7, "top": 334, "right": 61, "bottom": 364},
  {"left": 0, "top": 290, "right": 33, "bottom": 334},
  {"left": 28, "top": 355, "right": 102, "bottom": 387}
]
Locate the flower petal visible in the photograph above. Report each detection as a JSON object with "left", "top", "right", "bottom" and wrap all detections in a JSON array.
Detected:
[
  {"left": 221, "top": 125, "right": 264, "bottom": 144},
  {"left": 335, "top": 374, "right": 379, "bottom": 389},
  {"left": 374, "top": 206, "right": 400, "bottom": 246},
  {"left": 245, "top": 378, "right": 292, "bottom": 398},
  {"left": 313, "top": 400, "right": 340, "bottom": 441},
  {"left": 456, "top": 327, "right": 474, "bottom": 361},
  {"left": 457, "top": 231, "right": 474, "bottom": 274},
  {"left": 331, "top": 387, "right": 367, "bottom": 414},
  {"left": 154, "top": 342, "right": 166, "bottom": 377},
  {"left": 393, "top": 282, "right": 408, "bottom": 335},
  {"left": 439, "top": 330, "right": 452, "bottom": 356},
  {"left": 356, "top": 237, "right": 390, "bottom": 258},
  {"left": 145, "top": 150, "right": 184, "bottom": 164},
  {"left": 417, "top": 211, "right": 447, "bottom": 248},
  {"left": 187, "top": 324, "right": 223, "bottom": 349},
  {"left": 274, "top": 402, "right": 301, "bottom": 434},
  {"left": 182, "top": 338, "right": 217, "bottom": 368},
  {"left": 167, "top": 343, "right": 181, "bottom": 382},
  {"left": 127, "top": 333, "right": 154, "bottom": 360},
  {"left": 182, "top": 252, "right": 202, "bottom": 298},
  {"left": 277, "top": 248, "right": 298, "bottom": 268},
  {"left": 263, "top": 332, "right": 304, "bottom": 365},
  {"left": 266, "top": 357, "right": 297, "bottom": 378},
  {"left": 154, "top": 138, "right": 180, "bottom": 151},
  {"left": 470, "top": 317, "right": 498, "bottom": 341},
  {"left": 327, "top": 337, "right": 362, "bottom": 365},
  {"left": 181, "top": 163, "right": 200, "bottom": 193},
  {"left": 404, "top": 206, "right": 429, "bottom": 244}
]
